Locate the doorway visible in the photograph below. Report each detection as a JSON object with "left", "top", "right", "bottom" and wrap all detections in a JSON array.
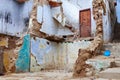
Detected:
[{"left": 80, "top": 9, "right": 91, "bottom": 37}]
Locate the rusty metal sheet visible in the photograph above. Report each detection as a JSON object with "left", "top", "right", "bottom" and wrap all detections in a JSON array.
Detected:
[
  {"left": 15, "top": 34, "right": 30, "bottom": 72},
  {"left": 0, "top": 48, "right": 4, "bottom": 74}
]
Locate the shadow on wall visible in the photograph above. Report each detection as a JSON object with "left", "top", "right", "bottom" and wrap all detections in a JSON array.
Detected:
[{"left": 15, "top": 0, "right": 27, "bottom": 4}]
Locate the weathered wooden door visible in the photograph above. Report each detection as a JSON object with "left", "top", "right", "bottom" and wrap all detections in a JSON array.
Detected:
[{"left": 80, "top": 9, "right": 91, "bottom": 37}]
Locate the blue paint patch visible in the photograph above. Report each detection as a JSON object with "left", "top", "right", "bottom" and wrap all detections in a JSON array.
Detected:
[
  {"left": 31, "top": 38, "right": 51, "bottom": 64},
  {"left": 15, "top": 34, "right": 30, "bottom": 72}
]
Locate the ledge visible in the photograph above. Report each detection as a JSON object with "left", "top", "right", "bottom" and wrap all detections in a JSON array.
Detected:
[
  {"left": 48, "top": 1, "right": 62, "bottom": 7},
  {"left": 16, "top": 0, "right": 27, "bottom": 3}
]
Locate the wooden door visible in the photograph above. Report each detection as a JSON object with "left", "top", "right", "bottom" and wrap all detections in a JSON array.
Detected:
[{"left": 80, "top": 9, "right": 91, "bottom": 37}]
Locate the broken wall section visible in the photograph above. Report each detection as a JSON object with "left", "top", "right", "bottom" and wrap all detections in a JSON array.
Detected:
[
  {"left": 0, "top": 34, "right": 31, "bottom": 73},
  {"left": 0, "top": 0, "right": 33, "bottom": 73},
  {"left": 30, "top": 37, "right": 91, "bottom": 72},
  {"left": 67, "top": 0, "right": 116, "bottom": 42},
  {"left": 28, "top": 0, "right": 81, "bottom": 42},
  {"left": 29, "top": 0, "right": 116, "bottom": 42},
  {"left": 73, "top": 0, "right": 106, "bottom": 77},
  {"left": 0, "top": 35, "right": 19, "bottom": 73}
]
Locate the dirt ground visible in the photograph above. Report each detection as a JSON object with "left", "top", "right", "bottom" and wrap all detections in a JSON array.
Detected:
[{"left": 0, "top": 70, "right": 96, "bottom": 80}]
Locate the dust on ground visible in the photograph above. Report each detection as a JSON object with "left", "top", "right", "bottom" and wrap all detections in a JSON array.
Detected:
[{"left": 0, "top": 70, "right": 95, "bottom": 80}]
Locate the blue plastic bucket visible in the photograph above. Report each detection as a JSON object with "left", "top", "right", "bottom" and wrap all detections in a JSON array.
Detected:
[{"left": 104, "top": 50, "right": 111, "bottom": 56}]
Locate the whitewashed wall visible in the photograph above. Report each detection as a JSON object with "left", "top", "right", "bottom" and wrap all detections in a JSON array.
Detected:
[
  {"left": 44, "top": 0, "right": 114, "bottom": 42},
  {"left": 116, "top": 0, "right": 120, "bottom": 23},
  {"left": 66, "top": 0, "right": 115, "bottom": 42},
  {"left": 38, "top": 5, "right": 58, "bottom": 35},
  {"left": 30, "top": 37, "right": 91, "bottom": 72},
  {"left": 64, "top": 0, "right": 96, "bottom": 36},
  {"left": 103, "top": 0, "right": 112, "bottom": 43},
  {"left": 0, "top": 0, "right": 33, "bottom": 37},
  {"left": 37, "top": 1, "right": 76, "bottom": 36},
  {"left": 0, "top": 0, "right": 115, "bottom": 41}
]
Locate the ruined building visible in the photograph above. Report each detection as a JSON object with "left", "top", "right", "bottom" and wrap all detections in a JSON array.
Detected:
[{"left": 0, "top": 0, "right": 119, "bottom": 78}]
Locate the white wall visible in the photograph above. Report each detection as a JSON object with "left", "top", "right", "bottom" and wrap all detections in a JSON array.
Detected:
[
  {"left": 103, "top": 0, "right": 112, "bottom": 42},
  {"left": 116, "top": 0, "right": 120, "bottom": 23},
  {"left": 0, "top": 0, "right": 114, "bottom": 41},
  {"left": 37, "top": 0, "right": 80, "bottom": 36},
  {"left": 31, "top": 0, "right": 114, "bottom": 42},
  {"left": 67, "top": 0, "right": 115, "bottom": 42},
  {"left": 38, "top": 5, "right": 58, "bottom": 35},
  {"left": 61, "top": 0, "right": 79, "bottom": 30},
  {"left": 0, "top": 0, "right": 33, "bottom": 37},
  {"left": 30, "top": 37, "right": 91, "bottom": 71}
]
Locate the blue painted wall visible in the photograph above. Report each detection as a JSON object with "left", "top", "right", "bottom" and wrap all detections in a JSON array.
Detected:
[{"left": 15, "top": 34, "right": 30, "bottom": 72}]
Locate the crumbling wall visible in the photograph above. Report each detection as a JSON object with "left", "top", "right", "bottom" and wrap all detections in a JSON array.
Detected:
[
  {"left": 0, "top": 34, "right": 31, "bottom": 73},
  {"left": 0, "top": 0, "right": 116, "bottom": 74},
  {"left": 73, "top": 0, "right": 106, "bottom": 77},
  {"left": 0, "top": 0, "right": 33, "bottom": 74},
  {"left": 28, "top": 0, "right": 82, "bottom": 42},
  {"left": 30, "top": 37, "right": 91, "bottom": 72},
  {"left": 28, "top": 0, "right": 65, "bottom": 42},
  {"left": 66, "top": 0, "right": 115, "bottom": 42},
  {"left": 0, "top": 35, "right": 19, "bottom": 73}
]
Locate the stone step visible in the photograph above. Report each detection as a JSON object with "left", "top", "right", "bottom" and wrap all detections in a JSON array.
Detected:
[
  {"left": 115, "top": 58, "right": 120, "bottom": 67},
  {"left": 95, "top": 78, "right": 120, "bottom": 80},
  {"left": 99, "top": 68, "right": 120, "bottom": 79},
  {"left": 86, "top": 56, "right": 116, "bottom": 74}
]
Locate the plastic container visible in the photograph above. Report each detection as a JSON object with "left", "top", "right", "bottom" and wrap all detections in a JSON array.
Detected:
[{"left": 104, "top": 50, "right": 111, "bottom": 57}]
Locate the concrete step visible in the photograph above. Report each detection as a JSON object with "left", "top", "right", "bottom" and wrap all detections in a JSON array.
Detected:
[
  {"left": 95, "top": 78, "right": 120, "bottom": 80},
  {"left": 86, "top": 56, "right": 116, "bottom": 72},
  {"left": 99, "top": 68, "right": 120, "bottom": 79},
  {"left": 115, "top": 58, "right": 120, "bottom": 67}
]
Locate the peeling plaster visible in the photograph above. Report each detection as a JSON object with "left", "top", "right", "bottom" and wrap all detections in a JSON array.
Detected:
[{"left": 15, "top": 34, "right": 30, "bottom": 72}]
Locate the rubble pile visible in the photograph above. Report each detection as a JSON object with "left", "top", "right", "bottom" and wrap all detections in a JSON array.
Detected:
[{"left": 73, "top": 0, "right": 106, "bottom": 77}]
